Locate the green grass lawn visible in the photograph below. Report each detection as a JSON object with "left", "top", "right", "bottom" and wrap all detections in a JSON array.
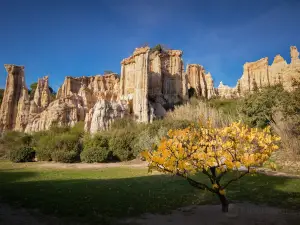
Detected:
[{"left": 0, "top": 160, "right": 300, "bottom": 224}]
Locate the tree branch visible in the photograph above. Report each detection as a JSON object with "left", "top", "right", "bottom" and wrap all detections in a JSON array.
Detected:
[{"left": 223, "top": 170, "right": 249, "bottom": 189}]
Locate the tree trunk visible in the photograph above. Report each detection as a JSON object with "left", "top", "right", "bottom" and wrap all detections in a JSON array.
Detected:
[{"left": 218, "top": 194, "right": 229, "bottom": 213}]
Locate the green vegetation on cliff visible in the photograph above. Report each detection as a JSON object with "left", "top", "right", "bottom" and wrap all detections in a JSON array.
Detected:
[{"left": 0, "top": 88, "right": 4, "bottom": 106}]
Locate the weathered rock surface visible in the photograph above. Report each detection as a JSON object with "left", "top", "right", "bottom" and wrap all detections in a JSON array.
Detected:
[
  {"left": 218, "top": 46, "right": 300, "bottom": 97},
  {"left": 85, "top": 99, "right": 128, "bottom": 134},
  {"left": 30, "top": 76, "right": 51, "bottom": 114},
  {"left": 217, "top": 82, "right": 237, "bottom": 99},
  {"left": 120, "top": 46, "right": 187, "bottom": 124},
  {"left": 1, "top": 45, "right": 300, "bottom": 133},
  {"left": 0, "top": 65, "right": 30, "bottom": 132},
  {"left": 25, "top": 96, "right": 85, "bottom": 132}
]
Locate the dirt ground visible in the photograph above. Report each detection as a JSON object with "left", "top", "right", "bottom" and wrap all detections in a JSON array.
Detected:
[
  {"left": 35, "top": 158, "right": 148, "bottom": 169},
  {"left": 1, "top": 202, "right": 300, "bottom": 225},
  {"left": 121, "top": 203, "right": 300, "bottom": 225}
]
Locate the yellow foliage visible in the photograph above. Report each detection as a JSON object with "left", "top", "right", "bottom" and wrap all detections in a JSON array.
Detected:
[
  {"left": 144, "top": 120, "right": 280, "bottom": 178},
  {"left": 212, "top": 183, "right": 219, "bottom": 189},
  {"left": 219, "top": 189, "right": 226, "bottom": 195}
]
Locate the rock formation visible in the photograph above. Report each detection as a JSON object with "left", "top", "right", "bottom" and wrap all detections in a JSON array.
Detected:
[
  {"left": 0, "top": 65, "right": 30, "bottom": 132},
  {"left": 30, "top": 76, "right": 51, "bottom": 114},
  {"left": 218, "top": 46, "right": 300, "bottom": 97},
  {"left": 85, "top": 99, "right": 128, "bottom": 134},
  {"left": 1, "top": 45, "right": 300, "bottom": 133},
  {"left": 217, "top": 82, "right": 237, "bottom": 99},
  {"left": 120, "top": 46, "right": 187, "bottom": 123},
  {"left": 27, "top": 73, "right": 121, "bottom": 133},
  {"left": 186, "top": 64, "right": 218, "bottom": 99},
  {"left": 25, "top": 96, "right": 85, "bottom": 132}
]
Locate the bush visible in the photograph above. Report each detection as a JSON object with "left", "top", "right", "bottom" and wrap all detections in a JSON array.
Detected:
[
  {"left": 9, "top": 147, "right": 35, "bottom": 163},
  {"left": 0, "top": 131, "right": 33, "bottom": 159},
  {"left": 81, "top": 134, "right": 111, "bottom": 163},
  {"left": 35, "top": 130, "right": 82, "bottom": 163},
  {"left": 108, "top": 130, "right": 135, "bottom": 161},
  {"left": 80, "top": 147, "right": 111, "bottom": 163},
  {"left": 238, "top": 84, "right": 288, "bottom": 128},
  {"left": 35, "top": 135, "right": 53, "bottom": 161},
  {"left": 131, "top": 127, "right": 168, "bottom": 158},
  {"left": 166, "top": 100, "right": 234, "bottom": 127},
  {"left": 208, "top": 98, "right": 239, "bottom": 117},
  {"left": 83, "top": 134, "right": 109, "bottom": 149},
  {"left": 50, "top": 133, "right": 81, "bottom": 163},
  {"left": 110, "top": 117, "right": 140, "bottom": 130},
  {"left": 51, "top": 149, "right": 79, "bottom": 163}
]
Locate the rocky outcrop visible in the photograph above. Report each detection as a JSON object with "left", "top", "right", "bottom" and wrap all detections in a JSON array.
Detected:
[
  {"left": 85, "top": 99, "right": 128, "bottom": 134},
  {"left": 26, "top": 73, "right": 120, "bottom": 133},
  {"left": 1, "top": 45, "right": 300, "bottom": 133},
  {"left": 0, "top": 65, "right": 30, "bottom": 132},
  {"left": 218, "top": 46, "right": 300, "bottom": 97},
  {"left": 238, "top": 57, "right": 269, "bottom": 94},
  {"left": 217, "top": 82, "right": 237, "bottom": 99},
  {"left": 25, "top": 95, "right": 85, "bottom": 132},
  {"left": 120, "top": 46, "right": 187, "bottom": 123},
  {"left": 290, "top": 46, "right": 300, "bottom": 65},
  {"left": 30, "top": 76, "right": 51, "bottom": 114},
  {"left": 186, "top": 64, "right": 218, "bottom": 99}
]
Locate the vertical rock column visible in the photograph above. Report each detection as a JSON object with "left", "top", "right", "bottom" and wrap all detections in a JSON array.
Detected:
[{"left": 0, "top": 64, "right": 29, "bottom": 132}]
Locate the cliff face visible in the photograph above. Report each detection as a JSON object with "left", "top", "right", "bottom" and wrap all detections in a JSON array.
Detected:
[
  {"left": 0, "top": 65, "right": 29, "bottom": 132},
  {"left": 1, "top": 45, "right": 299, "bottom": 133},
  {"left": 29, "top": 73, "right": 121, "bottom": 133},
  {"left": 30, "top": 76, "right": 51, "bottom": 114},
  {"left": 217, "top": 82, "right": 237, "bottom": 99},
  {"left": 119, "top": 46, "right": 187, "bottom": 124},
  {"left": 217, "top": 46, "right": 300, "bottom": 98}
]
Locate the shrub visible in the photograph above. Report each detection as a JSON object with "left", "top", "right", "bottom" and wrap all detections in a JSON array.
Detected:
[
  {"left": 69, "top": 121, "right": 85, "bottom": 136},
  {"left": 50, "top": 133, "right": 81, "bottom": 163},
  {"left": 35, "top": 131, "right": 82, "bottom": 163},
  {"left": 110, "top": 117, "right": 140, "bottom": 130},
  {"left": 131, "top": 127, "right": 168, "bottom": 158},
  {"left": 35, "top": 135, "right": 53, "bottom": 161},
  {"left": 237, "top": 84, "right": 288, "bottom": 128},
  {"left": 80, "top": 147, "right": 111, "bottom": 163},
  {"left": 166, "top": 100, "right": 233, "bottom": 127},
  {"left": 108, "top": 130, "right": 135, "bottom": 161},
  {"left": 0, "top": 131, "right": 33, "bottom": 159},
  {"left": 9, "top": 147, "right": 35, "bottom": 163},
  {"left": 83, "top": 133, "right": 109, "bottom": 148},
  {"left": 81, "top": 134, "right": 111, "bottom": 163},
  {"left": 51, "top": 149, "right": 79, "bottom": 163},
  {"left": 208, "top": 98, "right": 239, "bottom": 118}
]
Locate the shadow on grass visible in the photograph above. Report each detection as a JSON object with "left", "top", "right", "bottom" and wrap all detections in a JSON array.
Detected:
[{"left": 0, "top": 169, "right": 300, "bottom": 224}]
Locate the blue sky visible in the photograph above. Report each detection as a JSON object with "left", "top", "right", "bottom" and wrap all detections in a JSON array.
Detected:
[{"left": 0, "top": 0, "right": 299, "bottom": 90}]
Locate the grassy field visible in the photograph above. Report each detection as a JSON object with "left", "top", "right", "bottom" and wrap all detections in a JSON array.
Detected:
[{"left": 0, "top": 160, "right": 300, "bottom": 224}]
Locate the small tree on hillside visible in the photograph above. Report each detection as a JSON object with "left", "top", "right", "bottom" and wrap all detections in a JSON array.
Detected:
[{"left": 142, "top": 120, "right": 280, "bottom": 212}]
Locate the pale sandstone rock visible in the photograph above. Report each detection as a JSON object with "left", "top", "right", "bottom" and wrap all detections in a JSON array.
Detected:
[
  {"left": 217, "top": 82, "right": 237, "bottom": 99},
  {"left": 25, "top": 95, "right": 85, "bottom": 132},
  {"left": 186, "top": 64, "right": 217, "bottom": 99},
  {"left": 31, "top": 76, "right": 51, "bottom": 114},
  {"left": 2, "top": 45, "right": 300, "bottom": 133},
  {"left": 236, "top": 46, "right": 300, "bottom": 96},
  {"left": 205, "top": 72, "right": 216, "bottom": 99},
  {"left": 120, "top": 46, "right": 187, "bottom": 123},
  {"left": 290, "top": 46, "right": 300, "bottom": 65},
  {"left": 0, "top": 65, "right": 29, "bottom": 132},
  {"left": 86, "top": 99, "right": 128, "bottom": 134}
]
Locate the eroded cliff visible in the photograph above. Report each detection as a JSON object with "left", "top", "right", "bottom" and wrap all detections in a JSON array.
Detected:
[{"left": 1, "top": 45, "right": 299, "bottom": 133}]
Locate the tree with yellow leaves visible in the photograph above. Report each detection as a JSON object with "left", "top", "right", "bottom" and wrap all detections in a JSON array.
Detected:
[{"left": 142, "top": 120, "right": 280, "bottom": 212}]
